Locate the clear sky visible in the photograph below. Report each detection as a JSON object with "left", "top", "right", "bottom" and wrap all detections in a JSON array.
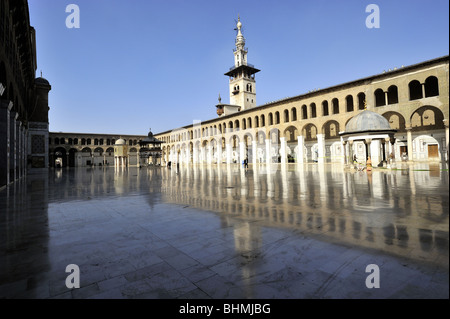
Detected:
[{"left": 28, "top": 0, "right": 449, "bottom": 135}]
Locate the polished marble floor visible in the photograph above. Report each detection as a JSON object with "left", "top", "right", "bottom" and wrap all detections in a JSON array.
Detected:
[{"left": 0, "top": 163, "right": 448, "bottom": 299}]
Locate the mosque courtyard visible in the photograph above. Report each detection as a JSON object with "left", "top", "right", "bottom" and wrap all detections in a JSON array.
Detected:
[{"left": 0, "top": 163, "right": 448, "bottom": 299}]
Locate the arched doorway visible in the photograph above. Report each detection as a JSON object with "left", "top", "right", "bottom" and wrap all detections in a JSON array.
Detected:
[{"left": 54, "top": 147, "right": 67, "bottom": 168}]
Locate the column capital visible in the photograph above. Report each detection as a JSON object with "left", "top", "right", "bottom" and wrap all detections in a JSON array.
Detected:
[
  {"left": 405, "top": 124, "right": 412, "bottom": 131},
  {"left": 443, "top": 119, "right": 449, "bottom": 128}
]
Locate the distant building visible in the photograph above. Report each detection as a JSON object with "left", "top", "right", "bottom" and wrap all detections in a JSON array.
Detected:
[{"left": 0, "top": 0, "right": 51, "bottom": 188}]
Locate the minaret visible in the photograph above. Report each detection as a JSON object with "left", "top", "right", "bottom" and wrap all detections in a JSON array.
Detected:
[{"left": 224, "top": 16, "right": 260, "bottom": 111}]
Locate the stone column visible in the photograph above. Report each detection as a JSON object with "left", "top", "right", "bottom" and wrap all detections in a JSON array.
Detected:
[
  {"left": 193, "top": 145, "right": 198, "bottom": 164},
  {"left": 9, "top": 111, "right": 16, "bottom": 182},
  {"left": 444, "top": 119, "right": 449, "bottom": 161},
  {"left": 297, "top": 135, "right": 304, "bottom": 163},
  {"left": 265, "top": 139, "right": 271, "bottom": 164},
  {"left": 317, "top": 134, "right": 325, "bottom": 163},
  {"left": 239, "top": 141, "right": 245, "bottom": 165},
  {"left": 365, "top": 138, "right": 372, "bottom": 161},
  {"left": 217, "top": 143, "right": 222, "bottom": 165},
  {"left": 252, "top": 140, "right": 257, "bottom": 165},
  {"left": 342, "top": 140, "right": 348, "bottom": 165},
  {"left": 406, "top": 125, "right": 413, "bottom": 161},
  {"left": 226, "top": 143, "right": 232, "bottom": 164},
  {"left": 280, "top": 137, "right": 287, "bottom": 164},
  {"left": 0, "top": 100, "right": 13, "bottom": 186}
]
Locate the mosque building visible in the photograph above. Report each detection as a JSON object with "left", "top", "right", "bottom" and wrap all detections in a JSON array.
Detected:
[{"left": 154, "top": 18, "right": 449, "bottom": 167}]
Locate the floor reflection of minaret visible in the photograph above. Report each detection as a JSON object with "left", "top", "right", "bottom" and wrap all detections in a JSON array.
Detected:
[{"left": 233, "top": 220, "right": 262, "bottom": 298}]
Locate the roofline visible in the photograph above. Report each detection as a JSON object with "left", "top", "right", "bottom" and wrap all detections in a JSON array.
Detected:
[{"left": 50, "top": 132, "right": 147, "bottom": 138}]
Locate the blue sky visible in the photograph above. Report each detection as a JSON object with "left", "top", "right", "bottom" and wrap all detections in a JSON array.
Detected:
[{"left": 28, "top": 0, "right": 449, "bottom": 135}]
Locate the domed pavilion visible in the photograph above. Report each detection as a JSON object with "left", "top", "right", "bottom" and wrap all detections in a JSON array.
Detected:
[{"left": 339, "top": 108, "right": 397, "bottom": 167}]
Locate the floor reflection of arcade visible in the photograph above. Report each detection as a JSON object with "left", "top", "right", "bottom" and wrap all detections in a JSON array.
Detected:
[{"left": 0, "top": 163, "right": 448, "bottom": 299}]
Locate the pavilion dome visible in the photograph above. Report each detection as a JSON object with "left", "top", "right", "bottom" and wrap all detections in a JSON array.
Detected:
[
  {"left": 345, "top": 110, "right": 392, "bottom": 133},
  {"left": 115, "top": 138, "right": 126, "bottom": 145}
]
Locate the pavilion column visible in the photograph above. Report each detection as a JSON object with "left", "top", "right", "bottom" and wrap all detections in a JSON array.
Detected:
[
  {"left": 406, "top": 125, "right": 413, "bottom": 161},
  {"left": 226, "top": 143, "right": 232, "bottom": 164},
  {"left": 390, "top": 137, "right": 396, "bottom": 162},
  {"left": 364, "top": 138, "right": 372, "bottom": 161},
  {"left": 317, "top": 134, "right": 325, "bottom": 163},
  {"left": 280, "top": 137, "right": 287, "bottom": 164},
  {"left": 342, "top": 140, "right": 348, "bottom": 165},
  {"left": 297, "top": 135, "right": 304, "bottom": 163},
  {"left": 443, "top": 119, "right": 449, "bottom": 161},
  {"left": 252, "top": 140, "right": 257, "bottom": 165},
  {"left": 265, "top": 139, "right": 271, "bottom": 164},
  {"left": 349, "top": 140, "right": 354, "bottom": 163}
]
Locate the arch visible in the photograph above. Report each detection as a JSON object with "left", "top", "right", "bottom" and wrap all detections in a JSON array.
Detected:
[
  {"left": 242, "top": 118, "right": 247, "bottom": 130},
  {"left": 410, "top": 105, "right": 445, "bottom": 132},
  {"left": 260, "top": 114, "right": 266, "bottom": 127},
  {"left": 106, "top": 147, "right": 114, "bottom": 155},
  {"left": 346, "top": 95, "right": 354, "bottom": 112},
  {"left": 357, "top": 92, "right": 366, "bottom": 110},
  {"left": 256, "top": 130, "right": 266, "bottom": 144},
  {"left": 94, "top": 147, "right": 103, "bottom": 155},
  {"left": 82, "top": 147, "right": 92, "bottom": 154},
  {"left": 254, "top": 116, "right": 259, "bottom": 128},
  {"left": 424, "top": 76, "right": 439, "bottom": 97},
  {"left": 228, "top": 121, "right": 233, "bottom": 130},
  {"left": 247, "top": 117, "right": 252, "bottom": 129},
  {"left": 374, "top": 88, "right": 386, "bottom": 106},
  {"left": 275, "top": 111, "right": 280, "bottom": 124},
  {"left": 301, "top": 104, "right": 308, "bottom": 119},
  {"left": 382, "top": 111, "right": 406, "bottom": 132},
  {"left": 310, "top": 103, "right": 317, "bottom": 118},
  {"left": 283, "top": 126, "right": 298, "bottom": 142},
  {"left": 302, "top": 123, "right": 318, "bottom": 142},
  {"left": 322, "top": 120, "right": 340, "bottom": 139},
  {"left": 282, "top": 109, "right": 288, "bottom": 123},
  {"left": 332, "top": 98, "right": 339, "bottom": 114},
  {"left": 54, "top": 147, "right": 67, "bottom": 168},
  {"left": 288, "top": 107, "right": 295, "bottom": 122},
  {"left": 322, "top": 100, "right": 329, "bottom": 116},
  {"left": 129, "top": 147, "right": 137, "bottom": 152},
  {"left": 269, "top": 128, "right": 281, "bottom": 144},
  {"left": 387, "top": 85, "right": 398, "bottom": 104},
  {"left": 68, "top": 148, "right": 77, "bottom": 167},
  {"left": 268, "top": 113, "right": 274, "bottom": 125},
  {"left": 409, "top": 80, "right": 423, "bottom": 100},
  {"left": 234, "top": 119, "right": 240, "bottom": 130}
]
